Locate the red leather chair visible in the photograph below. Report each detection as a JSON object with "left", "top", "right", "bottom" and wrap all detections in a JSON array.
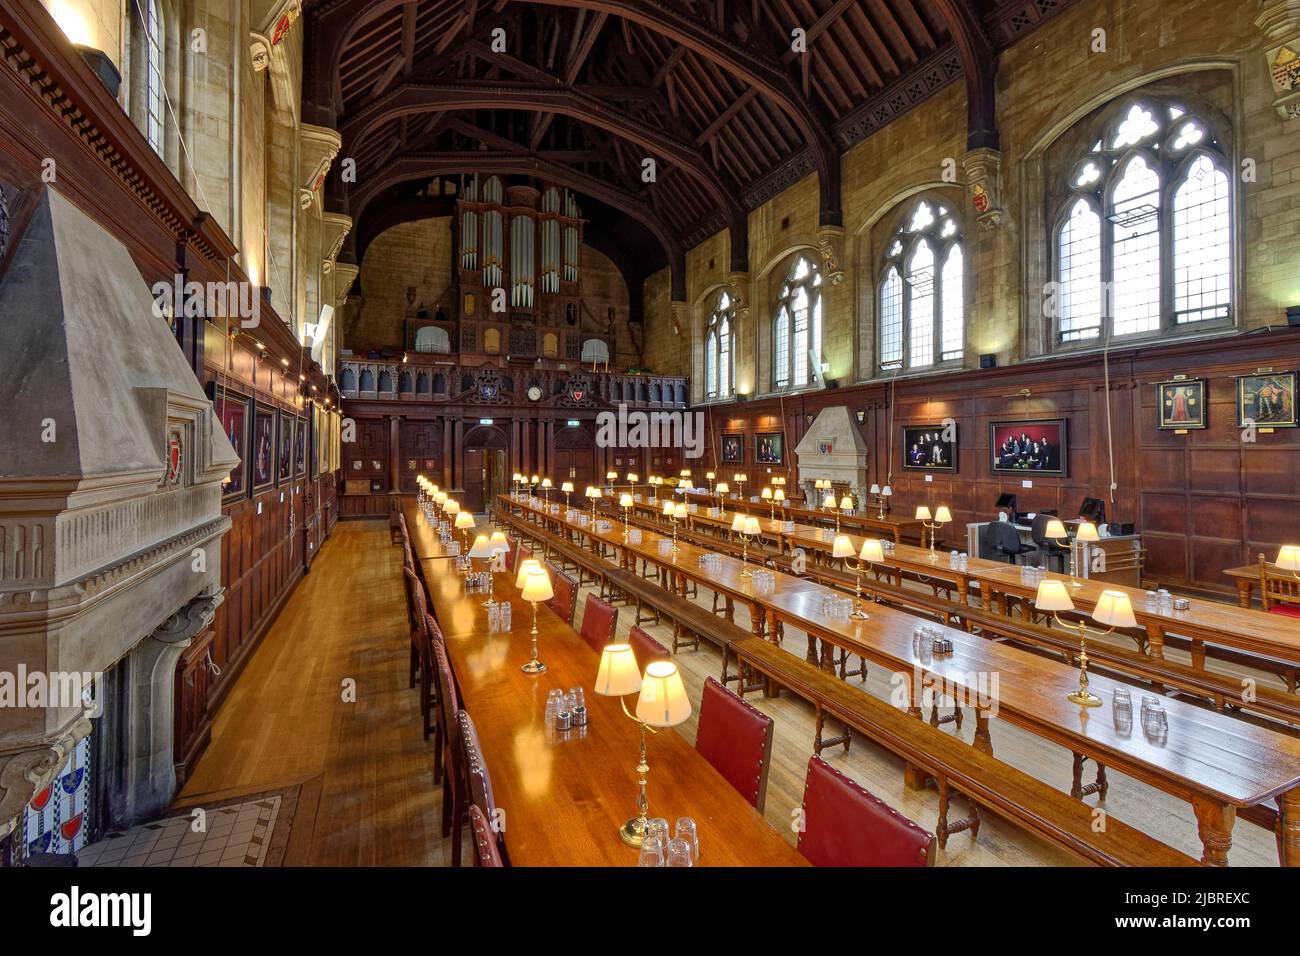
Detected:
[
  {"left": 629, "top": 625, "right": 670, "bottom": 674},
  {"left": 797, "top": 756, "right": 936, "bottom": 867},
  {"left": 468, "top": 804, "right": 505, "bottom": 867},
  {"left": 694, "top": 677, "right": 774, "bottom": 812},
  {"left": 546, "top": 562, "right": 578, "bottom": 627},
  {"left": 579, "top": 594, "right": 618, "bottom": 653},
  {"left": 458, "top": 709, "right": 508, "bottom": 865}
]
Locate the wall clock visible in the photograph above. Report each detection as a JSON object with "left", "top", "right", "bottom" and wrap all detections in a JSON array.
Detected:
[{"left": 527, "top": 385, "right": 542, "bottom": 401}]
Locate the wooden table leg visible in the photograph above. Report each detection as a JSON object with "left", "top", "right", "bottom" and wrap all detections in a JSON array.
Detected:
[
  {"left": 1192, "top": 797, "right": 1236, "bottom": 866},
  {"left": 1278, "top": 787, "right": 1300, "bottom": 867},
  {"left": 973, "top": 709, "right": 993, "bottom": 756},
  {"left": 1237, "top": 579, "right": 1252, "bottom": 609},
  {"left": 1147, "top": 623, "right": 1166, "bottom": 662}
]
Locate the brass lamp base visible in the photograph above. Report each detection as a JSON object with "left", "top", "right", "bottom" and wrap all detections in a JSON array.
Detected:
[
  {"left": 849, "top": 608, "right": 870, "bottom": 620},
  {"left": 521, "top": 659, "right": 547, "bottom": 675},
  {"left": 1068, "top": 689, "right": 1103, "bottom": 707},
  {"left": 619, "top": 815, "right": 648, "bottom": 848}
]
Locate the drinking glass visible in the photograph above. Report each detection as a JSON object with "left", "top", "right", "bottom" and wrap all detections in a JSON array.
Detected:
[
  {"left": 645, "top": 817, "right": 670, "bottom": 848},
  {"left": 569, "top": 687, "right": 585, "bottom": 711},
  {"left": 636, "top": 835, "right": 664, "bottom": 867},
  {"left": 665, "top": 838, "right": 693, "bottom": 867},
  {"left": 674, "top": 818, "right": 699, "bottom": 863}
]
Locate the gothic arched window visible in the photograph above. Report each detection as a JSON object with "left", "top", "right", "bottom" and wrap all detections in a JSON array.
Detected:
[
  {"left": 878, "top": 199, "right": 963, "bottom": 372},
  {"left": 1053, "top": 100, "right": 1231, "bottom": 344},
  {"left": 704, "top": 290, "right": 734, "bottom": 399},
  {"left": 773, "top": 254, "right": 822, "bottom": 390}
]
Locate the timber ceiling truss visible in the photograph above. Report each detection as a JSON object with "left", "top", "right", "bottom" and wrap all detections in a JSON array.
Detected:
[{"left": 304, "top": 0, "right": 1082, "bottom": 298}]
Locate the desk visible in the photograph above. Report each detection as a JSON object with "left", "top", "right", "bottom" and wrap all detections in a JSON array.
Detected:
[
  {"left": 406, "top": 502, "right": 807, "bottom": 867},
  {"left": 501, "top": 494, "right": 1300, "bottom": 867},
  {"left": 966, "top": 521, "right": 1144, "bottom": 588}
]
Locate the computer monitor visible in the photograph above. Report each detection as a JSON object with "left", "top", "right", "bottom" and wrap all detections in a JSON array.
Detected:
[{"left": 1079, "top": 496, "right": 1106, "bottom": 525}]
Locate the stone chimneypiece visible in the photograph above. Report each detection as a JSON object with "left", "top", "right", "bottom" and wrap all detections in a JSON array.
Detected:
[{"left": 794, "top": 405, "right": 869, "bottom": 509}]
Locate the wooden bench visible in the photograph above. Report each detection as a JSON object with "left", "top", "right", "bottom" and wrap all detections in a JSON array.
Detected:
[{"left": 729, "top": 635, "right": 1200, "bottom": 867}]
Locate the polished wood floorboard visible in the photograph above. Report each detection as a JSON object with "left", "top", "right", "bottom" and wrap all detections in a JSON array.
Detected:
[{"left": 182, "top": 519, "right": 1281, "bottom": 866}]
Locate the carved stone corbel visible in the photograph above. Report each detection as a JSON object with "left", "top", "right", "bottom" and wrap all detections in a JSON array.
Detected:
[
  {"left": 962, "top": 147, "right": 1004, "bottom": 229},
  {"left": 1258, "top": 0, "right": 1300, "bottom": 119},
  {"left": 250, "top": 33, "right": 270, "bottom": 73},
  {"left": 0, "top": 717, "right": 93, "bottom": 842},
  {"left": 726, "top": 270, "right": 751, "bottom": 324},
  {"left": 815, "top": 226, "right": 845, "bottom": 284},
  {"left": 670, "top": 300, "right": 688, "bottom": 338}
]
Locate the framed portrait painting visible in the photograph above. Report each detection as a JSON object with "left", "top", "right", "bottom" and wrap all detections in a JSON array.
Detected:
[
  {"left": 278, "top": 411, "right": 293, "bottom": 483},
  {"left": 1156, "top": 379, "right": 1207, "bottom": 430},
  {"left": 989, "top": 419, "right": 1067, "bottom": 476},
  {"left": 720, "top": 434, "right": 743, "bottom": 464},
  {"left": 755, "top": 432, "right": 784, "bottom": 465},
  {"left": 294, "top": 416, "right": 307, "bottom": 477},
  {"left": 212, "top": 388, "right": 249, "bottom": 498},
  {"left": 252, "top": 406, "right": 276, "bottom": 490},
  {"left": 1236, "top": 371, "right": 1297, "bottom": 428},
  {"left": 901, "top": 424, "right": 958, "bottom": 472}
]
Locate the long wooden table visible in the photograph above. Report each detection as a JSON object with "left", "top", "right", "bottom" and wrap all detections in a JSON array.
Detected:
[
  {"left": 678, "top": 486, "right": 926, "bottom": 543},
  {"left": 503, "top": 494, "right": 1300, "bottom": 867},
  {"left": 404, "top": 502, "right": 807, "bottom": 867}
]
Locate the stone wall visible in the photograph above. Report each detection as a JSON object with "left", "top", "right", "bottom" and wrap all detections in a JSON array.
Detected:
[
  {"left": 349, "top": 216, "right": 455, "bottom": 352},
  {"left": 646, "top": 0, "right": 1300, "bottom": 400}
]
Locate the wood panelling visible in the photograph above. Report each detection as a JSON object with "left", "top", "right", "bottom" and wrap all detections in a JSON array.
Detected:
[{"left": 696, "top": 328, "right": 1300, "bottom": 599}]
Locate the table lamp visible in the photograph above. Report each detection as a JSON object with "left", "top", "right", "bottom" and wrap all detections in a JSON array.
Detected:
[
  {"left": 762, "top": 487, "right": 774, "bottom": 518},
  {"left": 648, "top": 476, "right": 660, "bottom": 502},
  {"left": 1277, "top": 545, "right": 1300, "bottom": 579},
  {"left": 444, "top": 499, "right": 460, "bottom": 519},
  {"left": 1034, "top": 581, "right": 1135, "bottom": 706},
  {"left": 879, "top": 484, "right": 892, "bottom": 518},
  {"left": 705, "top": 471, "right": 716, "bottom": 495},
  {"left": 735, "top": 514, "right": 761, "bottom": 575},
  {"left": 734, "top": 473, "right": 747, "bottom": 501},
  {"left": 1071, "top": 520, "right": 1100, "bottom": 586},
  {"left": 530, "top": 474, "right": 540, "bottom": 495},
  {"left": 845, "top": 538, "right": 885, "bottom": 619},
  {"left": 715, "top": 482, "right": 729, "bottom": 516},
  {"left": 619, "top": 493, "right": 634, "bottom": 539},
  {"left": 774, "top": 488, "right": 786, "bottom": 515},
  {"left": 512, "top": 472, "right": 522, "bottom": 495},
  {"left": 454, "top": 510, "right": 475, "bottom": 557},
  {"left": 626, "top": 473, "right": 639, "bottom": 492},
  {"left": 670, "top": 502, "right": 687, "bottom": 552},
  {"left": 540, "top": 477, "right": 552, "bottom": 504},
  {"left": 594, "top": 646, "right": 691, "bottom": 847},
  {"left": 468, "top": 533, "right": 495, "bottom": 603},
  {"left": 433, "top": 490, "right": 448, "bottom": 511},
  {"left": 561, "top": 481, "right": 574, "bottom": 510},
  {"left": 518, "top": 563, "right": 553, "bottom": 675},
  {"left": 606, "top": 470, "right": 618, "bottom": 490},
  {"left": 838, "top": 494, "right": 854, "bottom": 533},
  {"left": 586, "top": 485, "right": 602, "bottom": 520}
]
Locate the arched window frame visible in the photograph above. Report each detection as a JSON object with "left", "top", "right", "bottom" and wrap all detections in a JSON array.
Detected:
[
  {"left": 772, "top": 254, "right": 822, "bottom": 391},
  {"left": 704, "top": 290, "right": 734, "bottom": 400},
  {"left": 1050, "top": 99, "right": 1233, "bottom": 347},
  {"left": 876, "top": 199, "right": 965, "bottom": 373}
]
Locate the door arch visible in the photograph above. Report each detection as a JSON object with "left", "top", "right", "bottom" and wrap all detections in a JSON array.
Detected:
[{"left": 462, "top": 424, "right": 508, "bottom": 513}]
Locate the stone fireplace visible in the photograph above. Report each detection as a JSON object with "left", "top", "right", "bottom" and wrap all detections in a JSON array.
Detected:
[
  {"left": 794, "top": 405, "right": 869, "bottom": 509},
  {"left": 0, "top": 188, "right": 238, "bottom": 855}
]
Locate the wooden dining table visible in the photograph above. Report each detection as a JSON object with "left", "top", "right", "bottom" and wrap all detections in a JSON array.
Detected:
[
  {"left": 405, "top": 501, "right": 808, "bottom": 867},
  {"left": 677, "top": 486, "right": 926, "bottom": 543},
  {"left": 502, "top": 493, "right": 1300, "bottom": 867}
]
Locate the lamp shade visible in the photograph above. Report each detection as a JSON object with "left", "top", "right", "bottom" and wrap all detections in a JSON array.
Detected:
[
  {"left": 467, "top": 534, "right": 494, "bottom": 559},
  {"left": 832, "top": 534, "right": 855, "bottom": 559},
  {"left": 1092, "top": 589, "right": 1137, "bottom": 628},
  {"left": 731, "top": 513, "right": 746, "bottom": 532},
  {"left": 715, "top": 482, "right": 729, "bottom": 494},
  {"left": 607, "top": 471, "right": 618, "bottom": 481},
  {"left": 681, "top": 470, "right": 692, "bottom": 477},
  {"left": 531, "top": 474, "right": 539, "bottom": 484},
  {"left": 934, "top": 506, "right": 952, "bottom": 523},
  {"left": 515, "top": 558, "right": 542, "bottom": 590},
  {"left": 541, "top": 478, "right": 552, "bottom": 489},
  {"left": 742, "top": 516, "right": 761, "bottom": 536},
  {"left": 454, "top": 512, "right": 475, "bottom": 530},
  {"left": 619, "top": 493, "right": 633, "bottom": 508},
  {"left": 860, "top": 538, "right": 885, "bottom": 563},
  {"left": 881, "top": 485, "right": 892, "bottom": 497},
  {"left": 1034, "top": 579, "right": 1075, "bottom": 612},
  {"left": 761, "top": 487, "right": 773, "bottom": 500},
  {"left": 1076, "top": 521, "right": 1100, "bottom": 543},
  {"left": 520, "top": 566, "right": 554, "bottom": 603},
  {"left": 1044, "top": 518, "right": 1068, "bottom": 540},
  {"left": 915, "top": 505, "right": 932, "bottom": 521},
  {"left": 586, "top": 486, "right": 601, "bottom": 500},
  {"left": 839, "top": 495, "right": 854, "bottom": 511},
  {"left": 627, "top": 473, "right": 639, "bottom": 483},
  {"left": 594, "top": 644, "right": 642, "bottom": 697},
  {"left": 869, "top": 483, "right": 881, "bottom": 495},
  {"left": 434, "top": 490, "right": 447, "bottom": 505},
  {"left": 706, "top": 471, "right": 715, "bottom": 480},
  {"left": 561, "top": 481, "right": 574, "bottom": 494},
  {"left": 1276, "top": 545, "right": 1300, "bottom": 572},
  {"left": 673, "top": 504, "right": 687, "bottom": 519},
  {"left": 822, "top": 492, "right": 836, "bottom": 508},
  {"left": 774, "top": 489, "right": 785, "bottom": 502},
  {"left": 444, "top": 500, "right": 460, "bottom": 516},
  {"left": 512, "top": 472, "right": 522, "bottom": 482},
  {"left": 663, "top": 500, "right": 676, "bottom": 516},
  {"left": 489, "top": 531, "right": 509, "bottom": 554},
  {"left": 635, "top": 661, "right": 692, "bottom": 728},
  {"left": 679, "top": 481, "right": 693, "bottom": 492}
]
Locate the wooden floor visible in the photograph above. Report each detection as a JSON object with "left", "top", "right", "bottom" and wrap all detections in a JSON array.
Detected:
[{"left": 181, "top": 518, "right": 1282, "bottom": 866}]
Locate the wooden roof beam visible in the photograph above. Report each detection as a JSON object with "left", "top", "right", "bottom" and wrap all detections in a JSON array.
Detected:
[{"left": 933, "top": 0, "right": 998, "bottom": 150}]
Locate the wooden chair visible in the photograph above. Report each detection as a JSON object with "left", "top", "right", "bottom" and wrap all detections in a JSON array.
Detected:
[
  {"left": 546, "top": 562, "right": 578, "bottom": 627},
  {"left": 433, "top": 640, "right": 463, "bottom": 862},
  {"left": 458, "top": 709, "right": 508, "bottom": 865},
  {"left": 628, "top": 625, "right": 670, "bottom": 673},
  {"left": 694, "top": 677, "right": 774, "bottom": 813},
  {"left": 507, "top": 535, "right": 523, "bottom": 574},
  {"left": 402, "top": 567, "right": 428, "bottom": 691},
  {"left": 421, "top": 612, "right": 442, "bottom": 744},
  {"left": 468, "top": 805, "right": 505, "bottom": 868},
  {"left": 797, "top": 756, "right": 936, "bottom": 867},
  {"left": 578, "top": 594, "right": 618, "bottom": 653},
  {"left": 1260, "top": 554, "right": 1300, "bottom": 618}
]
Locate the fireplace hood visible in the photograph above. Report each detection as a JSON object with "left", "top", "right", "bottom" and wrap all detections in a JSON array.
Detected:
[
  {"left": 794, "top": 405, "right": 869, "bottom": 506},
  {"left": 0, "top": 187, "right": 238, "bottom": 841}
]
